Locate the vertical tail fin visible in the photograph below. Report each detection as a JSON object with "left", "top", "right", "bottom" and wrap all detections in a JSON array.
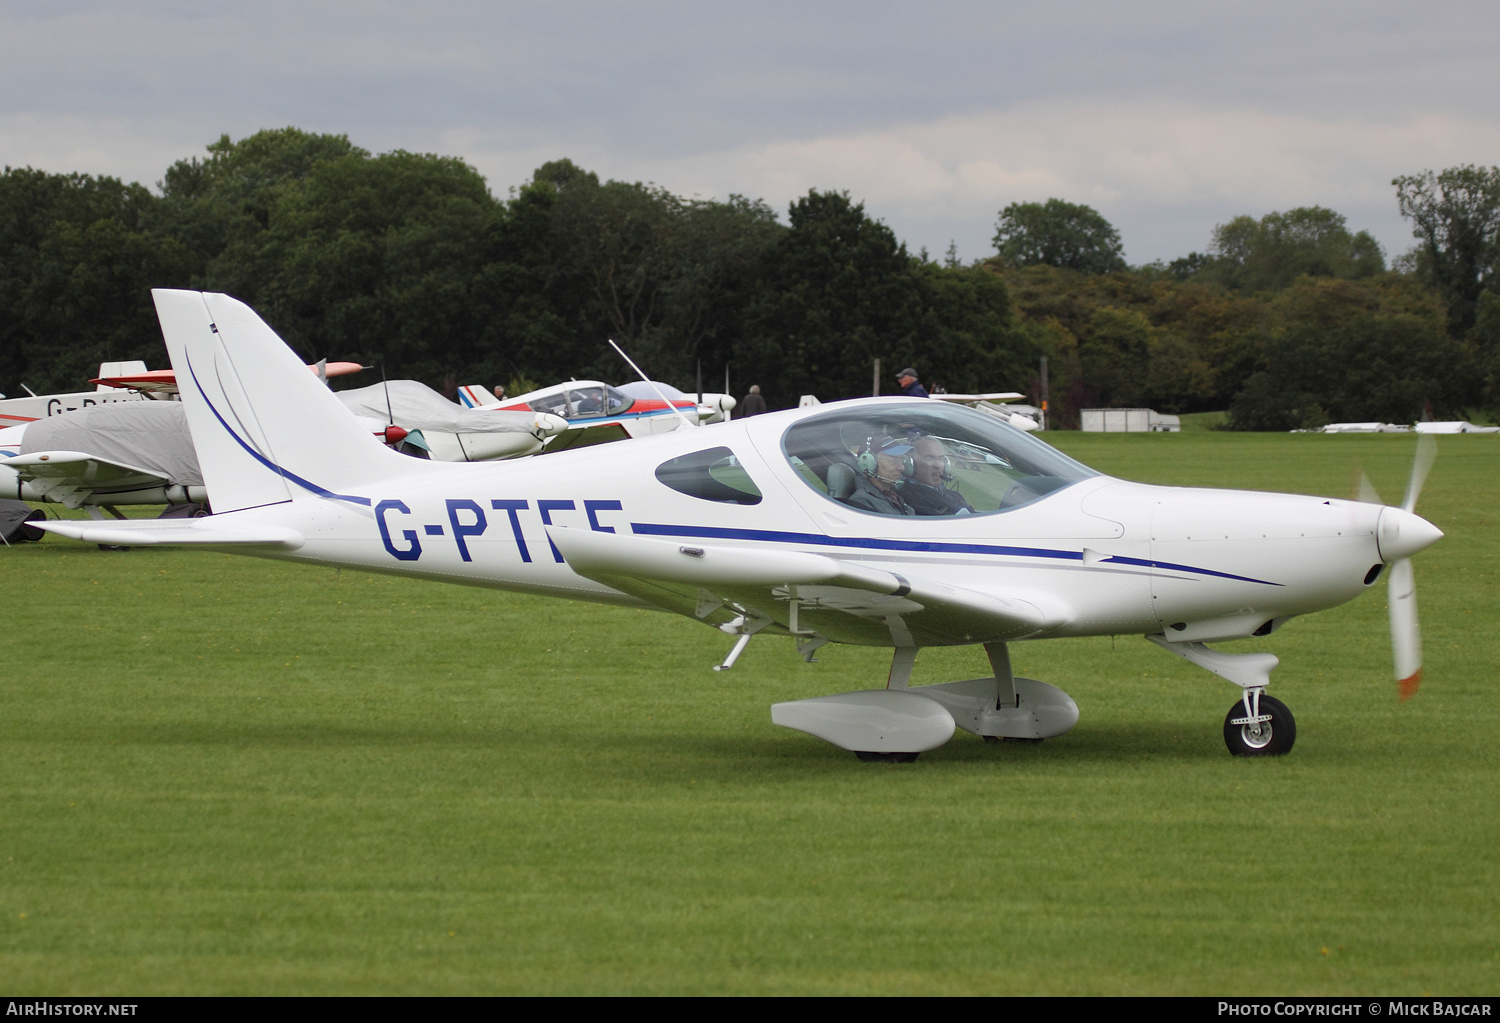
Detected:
[
  {"left": 154, "top": 290, "right": 417, "bottom": 513},
  {"left": 457, "top": 385, "right": 493, "bottom": 408}
]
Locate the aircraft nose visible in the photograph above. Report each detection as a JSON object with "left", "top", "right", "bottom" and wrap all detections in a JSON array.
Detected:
[{"left": 1377, "top": 507, "right": 1444, "bottom": 562}]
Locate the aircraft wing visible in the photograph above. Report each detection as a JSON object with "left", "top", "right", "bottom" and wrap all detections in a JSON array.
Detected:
[
  {"left": 932, "top": 392, "right": 1026, "bottom": 403},
  {"left": 543, "top": 422, "right": 632, "bottom": 452},
  {"left": 37, "top": 517, "right": 304, "bottom": 549},
  {"left": 90, "top": 370, "right": 183, "bottom": 395},
  {"left": 92, "top": 361, "right": 366, "bottom": 395},
  {"left": 548, "top": 526, "right": 1067, "bottom": 647},
  {"left": 6, "top": 450, "right": 172, "bottom": 508}
]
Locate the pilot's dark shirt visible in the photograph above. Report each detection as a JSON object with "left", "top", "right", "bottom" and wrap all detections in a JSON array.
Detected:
[
  {"left": 903, "top": 480, "right": 974, "bottom": 516},
  {"left": 898, "top": 380, "right": 930, "bottom": 398}
]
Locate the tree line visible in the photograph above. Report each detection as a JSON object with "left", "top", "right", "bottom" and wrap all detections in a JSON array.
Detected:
[{"left": 2, "top": 127, "right": 1497, "bottom": 429}]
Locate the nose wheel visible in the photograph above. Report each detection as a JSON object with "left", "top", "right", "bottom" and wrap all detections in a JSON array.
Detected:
[{"left": 1224, "top": 691, "right": 1296, "bottom": 756}]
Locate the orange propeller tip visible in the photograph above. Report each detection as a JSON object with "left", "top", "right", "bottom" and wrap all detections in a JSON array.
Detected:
[{"left": 1398, "top": 670, "right": 1422, "bottom": 702}]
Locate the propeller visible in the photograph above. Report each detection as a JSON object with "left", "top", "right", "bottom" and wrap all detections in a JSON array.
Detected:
[{"left": 1355, "top": 434, "right": 1439, "bottom": 700}]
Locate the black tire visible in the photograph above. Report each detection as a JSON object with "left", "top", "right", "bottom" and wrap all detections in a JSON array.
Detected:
[
  {"left": 854, "top": 751, "right": 920, "bottom": 763},
  {"left": 1223, "top": 694, "right": 1296, "bottom": 757}
]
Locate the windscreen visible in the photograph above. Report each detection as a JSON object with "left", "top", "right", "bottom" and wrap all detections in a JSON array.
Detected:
[
  {"left": 527, "top": 385, "right": 632, "bottom": 419},
  {"left": 781, "top": 404, "right": 1098, "bottom": 517}
]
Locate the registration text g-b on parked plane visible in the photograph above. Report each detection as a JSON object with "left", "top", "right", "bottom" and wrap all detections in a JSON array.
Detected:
[{"left": 42, "top": 291, "right": 1445, "bottom": 762}]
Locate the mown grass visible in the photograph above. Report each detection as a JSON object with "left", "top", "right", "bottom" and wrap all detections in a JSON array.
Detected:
[{"left": 1, "top": 432, "right": 1496, "bottom": 994}]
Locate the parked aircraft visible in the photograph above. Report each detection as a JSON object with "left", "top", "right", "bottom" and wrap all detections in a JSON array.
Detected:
[
  {"left": 0, "top": 359, "right": 366, "bottom": 428},
  {"left": 1, "top": 401, "right": 209, "bottom": 510},
  {"left": 2, "top": 378, "right": 565, "bottom": 512},
  {"left": 931, "top": 391, "right": 1040, "bottom": 432},
  {"left": 41, "top": 291, "right": 1443, "bottom": 762},
  {"left": 614, "top": 381, "right": 737, "bottom": 424},
  {"left": 0, "top": 361, "right": 153, "bottom": 428},
  {"left": 461, "top": 379, "right": 735, "bottom": 451},
  {"left": 92, "top": 359, "right": 367, "bottom": 395}
]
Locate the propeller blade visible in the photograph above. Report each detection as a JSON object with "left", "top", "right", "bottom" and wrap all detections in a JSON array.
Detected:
[
  {"left": 1401, "top": 433, "right": 1436, "bottom": 513},
  {"left": 1388, "top": 557, "right": 1422, "bottom": 700},
  {"left": 1356, "top": 470, "right": 1382, "bottom": 506}
]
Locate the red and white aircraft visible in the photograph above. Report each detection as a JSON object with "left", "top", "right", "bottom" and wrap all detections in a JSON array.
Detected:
[{"left": 461, "top": 380, "right": 735, "bottom": 451}]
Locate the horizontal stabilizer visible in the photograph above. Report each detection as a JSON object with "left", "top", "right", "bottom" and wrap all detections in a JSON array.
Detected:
[{"left": 38, "top": 518, "right": 304, "bottom": 549}]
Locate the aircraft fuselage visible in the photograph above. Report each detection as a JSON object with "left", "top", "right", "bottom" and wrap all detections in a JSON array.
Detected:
[{"left": 221, "top": 411, "right": 1395, "bottom": 647}]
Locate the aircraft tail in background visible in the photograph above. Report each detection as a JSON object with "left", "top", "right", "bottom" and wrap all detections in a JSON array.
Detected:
[{"left": 457, "top": 384, "right": 495, "bottom": 408}]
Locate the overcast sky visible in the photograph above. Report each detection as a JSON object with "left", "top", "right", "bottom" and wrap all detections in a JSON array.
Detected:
[{"left": 3, "top": 1, "right": 1497, "bottom": 265}]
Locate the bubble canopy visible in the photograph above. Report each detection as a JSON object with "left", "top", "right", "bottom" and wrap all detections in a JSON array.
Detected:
[{"left": 780, "top": 403, "right": 1100, "bottom": 517}]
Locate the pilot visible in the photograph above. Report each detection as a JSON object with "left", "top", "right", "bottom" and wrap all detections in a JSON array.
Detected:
[
  {"left": 903, "top": 435, "right": 974, "bottom": 516},
  {"left": 841, "top": 436, "right": 916, "bottom": 516}
]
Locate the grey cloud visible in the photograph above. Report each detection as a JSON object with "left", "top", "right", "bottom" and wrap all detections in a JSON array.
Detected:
[{"left": 1, "top": 0, "right": 1497, "bottom": 262}]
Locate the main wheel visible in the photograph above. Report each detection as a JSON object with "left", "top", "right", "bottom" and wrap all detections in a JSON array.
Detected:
[
  {"left": 1223, "top": 694, "right": 1296, "bottom": 757},
  {"left": 854, "top": 751, "right": 920, "bottom": 763}
]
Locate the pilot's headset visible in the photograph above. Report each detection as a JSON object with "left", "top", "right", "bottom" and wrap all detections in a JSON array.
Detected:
[
  {"left": 906, "top": 431, "right": 954, "bottom": 483},
  {"left": 857, "top": 437, "right": 916, "bottom": 485}
]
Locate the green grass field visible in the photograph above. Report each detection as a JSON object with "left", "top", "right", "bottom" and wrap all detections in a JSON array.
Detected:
[{"left": 2, "top": 432, "right": 1497, "bottom": 994}]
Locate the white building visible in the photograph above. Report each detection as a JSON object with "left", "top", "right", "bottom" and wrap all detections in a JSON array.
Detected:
[{"left": 1081, "top": 408, "right": 1181, "bottom": 432}]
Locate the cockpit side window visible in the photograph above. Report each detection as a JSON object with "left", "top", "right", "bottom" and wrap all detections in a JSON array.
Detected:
[
  {"left": 780, "top": 406, "right": 1097, "bottom": 517},
  {"left": 655, "top": 446, "right": 763, "bottom": 505}
]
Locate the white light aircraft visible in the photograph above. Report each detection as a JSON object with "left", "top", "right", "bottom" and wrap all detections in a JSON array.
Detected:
[
  {"left": 2, "top": 377, "right": 565, "bottom": 513},
  {"left": 41, "top": 291, "right": 1444, "bottom": 762},
  {"left": 932, "top": 391, "right": 1040, "bottom": 432},
  {"left": 0, "top": 357, "right": 371, "bottom": 510},
  {"left": 0, "top": 361, "right": 151, "bottom": 428},
  {"left": 461, "top": 379, "right": 735, "bottom": 451},
  {"left": 0, "top": 359, "right": 366, "bottom": 427}
]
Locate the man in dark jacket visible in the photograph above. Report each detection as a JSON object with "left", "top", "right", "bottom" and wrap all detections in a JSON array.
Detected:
[
  {"left": 739, "top": 384, "right": 767, "bottom": 417},
  {"left": 896, "top": 367, "right": 929, "bottom": 398}
]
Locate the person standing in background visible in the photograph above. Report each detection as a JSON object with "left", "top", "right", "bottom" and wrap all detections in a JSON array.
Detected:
[
  {"left": 739, "top": 384, "right": 767, "bottom": 417},
  {"left": 895, "top": 368, "right": 929, "bottom": 398}
]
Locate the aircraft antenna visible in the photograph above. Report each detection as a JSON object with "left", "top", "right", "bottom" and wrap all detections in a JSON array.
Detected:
[
  {"left": 606, "top": 339, "right": 696, "bottom": 430},
  {"left": 381, "top": 365, "right": 393, "bottom": 425}
]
